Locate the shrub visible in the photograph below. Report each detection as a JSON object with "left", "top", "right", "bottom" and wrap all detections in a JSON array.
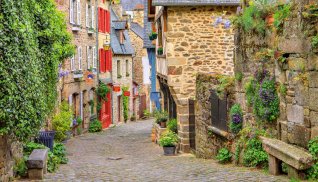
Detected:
[
  {"left": 159, "top": 131, "right": 179, "bottom": 147},
  {"left": 307, "top": 163, "right": 318, "bottom": 180},
  {"left": 154, "top": 110, "right": 169, "bottom": 124},
  {"left": 143, "top": 109, "right": 151, "bottom": 118},
  {"left": 167, "top": 119, "right": 178, "bottom": 133},
  {"left": 235, "top": 72, "right": 243, "bottom": 82},
  {"left": 243, "top": 138, "right": 268, "bottom": 168},
  {"left": 229, "top": 104, "right": 243, "bottom": 134},
  {"left": 53, "top": 143, "right": 68, "bottom": 164},
  {"left": 216, "top": 148, "right": 232, "bottom": 163},
  {"left": 14, "top": 157, "right": 28, "bottom": 177},
  {"left": 52, "top": 102, "right": 73, "bottom": 141},
  {"left": 89, "top": 120, "right": 102, "bottom": 133}
]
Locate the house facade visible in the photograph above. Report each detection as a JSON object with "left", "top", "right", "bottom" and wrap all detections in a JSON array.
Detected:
[
  {"left": 111, "top": 8, "right": 135, "bottom": 123},
  {"left": 57, "top": 0, "right": 99, "bottom": 133},
  {"left": 152, "top": 0, "right": 238, "bottom": 152}
]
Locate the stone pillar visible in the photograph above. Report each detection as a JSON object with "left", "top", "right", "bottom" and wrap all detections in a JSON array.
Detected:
[
  {"left": 177, "top": 98, "right": 190, "bottom": 153},
  {"left": 268, "top": 154, "right": 280, "bottom": 176}
]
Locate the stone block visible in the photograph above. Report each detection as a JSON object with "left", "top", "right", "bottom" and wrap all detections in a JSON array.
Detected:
[
  {"left": 268, "top": 154, "right": 280, "bottom": 176},
  {"left": 28, "top": 169, "right": 44, "bottom": 180},
  {"left": 308, "top": 54, "right": 318, "bottom": 71},
  {"left": 278, "top": 38, "right": 311, "bottom": 54},
  {"left": 288, "top": 125, "right": 311, "bottom": 148},
  {"left": 309, "top": 71, "right": 318, "bottom": 88},
  {"left": 309, "top": 88, "right": 318, "bottom": 111},
  {"left": 311, "top": 126, "right": 318, "bottom": 139},
  {"left": 287, "top": 58, "right": 306, "bottom": 72},
  {"left": 167, "top": 58, "right": 186, "bottom": 66},
  {"left": 27, "top": 149, "right": 48, "bottom": 169},
  {"left": 286, "top": 104, "right": 304, "bottom": 124},
  {"left": 294, "top": 83, "right": 308, "bottom": 106}
]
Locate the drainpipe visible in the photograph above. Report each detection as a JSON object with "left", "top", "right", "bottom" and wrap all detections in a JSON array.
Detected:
[{"left": 109, "top": 0, "right": 114, "bottom": 125}]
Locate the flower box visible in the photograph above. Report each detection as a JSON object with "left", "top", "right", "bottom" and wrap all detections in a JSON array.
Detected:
[
  {"left": 88, "top": 28, "right": 95, "bottom": 35},
  {"left": 73, "top": 71, "right": 83, "bottom": 80},
  {"left": 72, "top": 25, "right": 81, "bottom": 32},
  {"left": 157, "top": 48, "right": 163, "bottom": 55},
  {"left": 123, "top": 91, "right": 130, "bottom": 97},
  {"left": 113, "top": 85, "right": 121, "bottom": 92}
]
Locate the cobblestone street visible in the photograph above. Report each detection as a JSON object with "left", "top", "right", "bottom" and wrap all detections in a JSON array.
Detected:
[{"left": 40, "top": 119, "right": 288, "bottom": 182}]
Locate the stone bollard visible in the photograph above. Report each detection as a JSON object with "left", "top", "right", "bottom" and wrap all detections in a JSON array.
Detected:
[{"left": 27, "top": 149, "right": 49, "bottom": 180}]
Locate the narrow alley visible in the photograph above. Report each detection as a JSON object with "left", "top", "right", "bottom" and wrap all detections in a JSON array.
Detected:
[{"left": 41, "top": 120, "right": 288, "bottom": 182}]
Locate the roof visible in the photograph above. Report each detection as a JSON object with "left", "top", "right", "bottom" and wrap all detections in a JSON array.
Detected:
[
  {"left": 152, "top": 0, "right": 240, "bottom": 6},
  {"left": 143, "top": 0, "right": 155, "bottom": 48},
  {"left": 130, "top": 22, "right": 144, "bottom": 39},
  {"left": 111, "top": 7, "right": 119, "bottom": 21},
  {"left": 111, "top": 27, "right": 135, "bottom": 55},
  {"left": 113, "top": 21, "right": 127, "bottom": 30},
  {"left": 121, "top": 0, "right": 144, "bottom": 11}
]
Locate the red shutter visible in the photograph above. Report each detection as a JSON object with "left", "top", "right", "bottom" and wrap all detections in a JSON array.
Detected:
[
  {"left": 106, "top": 10, "right": 110, "bottom": 33},
  {"left": 99, "top": 49, "right": 104, "bottom": 73},
  {"left": 98, "top": 8, "right": 101, "bottom": 32},
  {"left": 103, "top": 10, "right": 106, "bottom": 33},
  {"left": 109, "top": 50, "right": 112, "bottom": 70},
  {"left": 105, "top": 50, "right": 110, "bottom": 71}
]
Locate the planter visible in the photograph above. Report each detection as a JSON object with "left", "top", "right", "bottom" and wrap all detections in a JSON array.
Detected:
[
  {"left": 163, "top": 146, "right": 176, "bottom": 156},
  {"left": 160, "top": 121, "right": 166, "bottom": 128},
  {"left": 123, "top": 91, "right": 130, "bottom": 96},
  {"left": 149, "top": 33, "right": 157, "bottom": 40},
  {"left": 113, "top": 85, "right": 121, "bottom": 92},
  {"left": 266, "top": 14, "right": 274, "bottom": 26},
  {"left": 36, "top": 131, "right": 56, "bottom": 151},
  {"left": 73, "top": 72, "right": 83, "bottom": 81}
]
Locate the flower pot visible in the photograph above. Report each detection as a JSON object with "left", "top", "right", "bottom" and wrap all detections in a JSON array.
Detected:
[
  {"left": 160, "top": 121, "right": 166, "bottom": 128},
  {"left": 163, "top": 146, "right": 176, "bottom": 156},
  {"left": 266, "top": 14, "right": 274, "bottom": 26},
  {"left": 113, "top": 85, "right": 121, "bottom": 92},
  {"left": 123, "top": 91, "right": 130, "bottom": 96}
]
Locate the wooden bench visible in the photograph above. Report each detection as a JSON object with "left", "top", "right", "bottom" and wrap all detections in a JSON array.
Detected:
[
  {"left": 260, "top": 137, "right": 313, "bottom": 179},
  {"left": 27, "top": 149, "right": 49, "bottom": 179}
]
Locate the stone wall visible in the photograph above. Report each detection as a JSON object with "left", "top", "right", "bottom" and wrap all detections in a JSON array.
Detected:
[
  {"left": 162, "top": 6, "right": 236, "bottom": 152},
  {"left": 195, "top": 73, "right": 235, "bottom": 158},
  {"left": 0, "top": 136, "right": 23, "bottom": 181},
  {"left": 234, "top": 0, "right": 318, "bottom": 149}
]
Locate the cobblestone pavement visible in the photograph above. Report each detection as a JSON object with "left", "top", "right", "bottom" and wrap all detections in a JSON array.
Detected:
[{"left": 38, "top": 119, "right": 288, "bottom": 182}]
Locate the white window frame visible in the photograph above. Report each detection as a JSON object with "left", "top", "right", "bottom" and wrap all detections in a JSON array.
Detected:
[
  {"left": 92, "top": 47, "right": 96, "bottom": 68},
  {"left": 77, "top": 0, "right": 81, "bottom": 25},
  {"left": 86, "top": 3, "right": 89, "bottom": 28},
  {"left": 78, "top": 47, "right": 82, "bottom": 70},
  {"left": 91, "top": 6, "right": 94, "bottom": 29},
  {"left": 70, "top": 0, "right": 74, "bottom": 23},
  {"left": 70, "top": 55, "right": 75, "bottom": 71}
]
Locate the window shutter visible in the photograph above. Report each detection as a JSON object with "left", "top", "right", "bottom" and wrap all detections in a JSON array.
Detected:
[
  {"left": 70, "top": 55, "right": 74, "bottom": 71},
  {"left": 70, "top": 0, "right": 74, "bottom": 23},
  {"left": 93, "top": 47, "right": 96, "bottom": 68},
  {"left": 109, "top": 50, "right": 112, "bottom": 70},
  {"left": 77, "top": 0, "right": 81, "bottom": 25},
  {"left": 69, "top": 95, "right": 73, "bottom": 106},
  {"left": 91, "top": 6, "right": 94, "bottom": 29},
  {"left": 80, "top": 91, "right": 83, "bottom": 119},
  {"left": 98, "top": 8, "right": 101, "bottom": 32},
  {"left": 99, "top": 49, "right": 102, "bottom": 72},
  {"left": 86, "top": 3, "right": 89, "bottom": 27},
  {"left": 106, "top": 10, "right": 109, "bottom": 32},
  {"left": 102, "top": 9, "right": 105, "bottom": 33},
  {"left": 78, "top": 47, "right": 82, "bottom": 70}
]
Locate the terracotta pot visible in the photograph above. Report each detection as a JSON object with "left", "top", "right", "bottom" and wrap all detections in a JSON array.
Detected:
[
  {"left": 160, "top": 121, "right": 166, "bottom": 128},
  {"left": 266, "top": 14, "right": 274, "bottom": 26}
]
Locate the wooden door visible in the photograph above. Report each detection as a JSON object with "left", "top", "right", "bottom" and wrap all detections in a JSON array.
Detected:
[
  {"left": 139, "top": 94, "right": 147, "bottom": 118},
  {"left": 100, "top": 93, "right": 111, "bottom": 129}
]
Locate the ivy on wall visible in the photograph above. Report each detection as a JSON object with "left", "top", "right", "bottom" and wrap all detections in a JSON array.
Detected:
[
  {"left": 122, "top": 86, "right": 129, "bottom": 122},
  {"left": 0, "top": 0, "right": 74, "bottom": 141}
]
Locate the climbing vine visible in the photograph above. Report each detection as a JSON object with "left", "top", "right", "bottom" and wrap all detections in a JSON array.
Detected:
[
  {"left": 96, "top": 82, "right": 110, "bottom": 115},
  {"left": 122, "top": 86, "right": 129, "bottom": 122},
  {"left": 0, "top": 0, "right": 74, "bottom": 141}
]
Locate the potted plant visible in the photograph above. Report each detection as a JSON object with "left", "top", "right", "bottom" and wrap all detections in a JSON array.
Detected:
[
  {"left": 149, "top": 31, "right": 158, "bottom": 40},
  {"left": 73, "top": 70, "right": 83, "bottom": 80},
  {"left": 123, "top": 90, "right": 130, "bottom": 96},
  {"left": 155, "top": 111, "right": 168, "bottom": 128},
  {"left": 157, "top": 47, "right": 163, "bottom": 55},
  {"left": 159, "top": 131, "right": 179, "bottom": 156},
  {"left": 130, "top": 115, "right": 136, "bottom": 121}
]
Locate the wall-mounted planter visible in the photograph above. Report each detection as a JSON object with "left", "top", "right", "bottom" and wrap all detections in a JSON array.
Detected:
[
  {"left": 157, "top": 48, "right": 163, "bottom": 55},
  {"left": 123, "top": 91, "right": 130, "bottom": 97},
  {"left": 87, "top": 29, "right": 95, "bottom": 35},
  {"left": 113, "top": 85, "right": 121, "bottom": 92},
  {"left": 72, "top": 25, "right": 81, "bottom": 32},
  {"left": 73, "top": 71, "right": 83, "bottom": 81},
  {"left": 149, "top": 33, "right": 158, "bottom": 40}
]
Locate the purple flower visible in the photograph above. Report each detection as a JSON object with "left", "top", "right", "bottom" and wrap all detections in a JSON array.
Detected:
[
  {"left": 232, "top": 114, "right": 242, "bottom": 124},
  {"left": 259, "top": 87, "right": 275, "bottom": 105},
  {"left": 213, "top": 16, "right": 223, "bottom": 27},
  {"left": 224, "top": 20, "right": 231, "bottom": 29},
  {"left": 236, "top": 7, "right": 242, "bottom": 15},
  {"left": 73, "top": 119, "right": 77, "bottom": 126},
  {"left": 254, "top": 68, "right": 269, "bottom": 82}
]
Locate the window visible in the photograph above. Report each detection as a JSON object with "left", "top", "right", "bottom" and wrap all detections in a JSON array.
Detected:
[
  {"left": 210, "top": 90, "right": 228, "bottom": 132},
  {"left": 117, "top": 60, "right": 121, "bottom": 78},
  {"left": 126, "top": 60, "right": 129, "bottom": 77},
  {"left": 70, "top": 0, "right": 81, "bottom": 25},
  {"left": 86, "top": 1, "right": 94, "bottom": 28},
  {"left": 92, "top": 47, "right": 96, "bottom": 68},
  {"left": 99, "top": 49, "right": 112, "bottom": 72},
  {"left": 70, "top": 55, "right": 75, "bottom": 71},
  {"left": 89, "top": 89, "right": 94, "bottom": 114},
  {"left": 78, "top": 46, "right": 82, "bottom": 70},
  {"left": 87, "top": 46, "right": 91, "bottom": 69}
]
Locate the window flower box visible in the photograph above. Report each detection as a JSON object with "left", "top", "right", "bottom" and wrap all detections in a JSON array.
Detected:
[
  {"left": 157, "top": 47, "right": 163, "bottom": 55},
  {"left": 123, "top": 91, "right": 130, "bottom": 97},
  {"left": 87, "top": 28, "right": 95, "bottom": 35},
  {"left": 149, "top": 32, "right": 158, "bottom": 40},
  {"left": 73, "top": 70, "right": 83, "bottom": 80},
  {"left": 72, "top": 24, "right": 81, "bottom": 32},
  {"left": 113, "top": 85, "right": 121, "bottom": 92}
]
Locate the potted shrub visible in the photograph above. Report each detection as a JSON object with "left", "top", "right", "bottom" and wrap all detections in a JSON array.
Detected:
[
  {"left": 155, "top": 111, "right": 168, "bottom": 128},
  {"left": 149, "top": 31, "right": 158, "bottom": 40},
  {"left": 157, "top": 47, "right": 163, "bottom": 55},
  {"left": 159, "top": 131, "right": 179, "bottom": 156},
  {"left": 167, "top": 119, "right": 178, "bottom": 133},
  {"left": 130, "top": 115, "right": 136, "bottom": 121}
]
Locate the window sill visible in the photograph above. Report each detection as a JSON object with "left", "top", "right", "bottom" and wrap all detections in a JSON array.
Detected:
[
  {"left": 87, "top": 29, "right": 95, "bottom": 35},
  {"left": 72, "top": 25, "right": 81, "bottom": 32},
  {"left": 156, "top": 55, "right": 166, "bottom": 58},
  {"left": 207, "top": 126, "right": 232, "bottom": 140}
]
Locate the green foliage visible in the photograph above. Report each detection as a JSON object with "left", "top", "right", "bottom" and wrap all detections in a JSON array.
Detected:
[
  {"left": 76, "top": 117, "right": 83, "bottom": 134},
  {"left": 159, "top": 131, "right": 179, "bottom": 147},
  {"left": 89, "top": 119, "right": 102, "bottom": 133},
  {"left": 53, "top": 143, "right": 68, "bottom": 164},
  {"left": 23, "top": 142, "right": 47, "bottom": 156},
  {"left": 282, "top": 162, "right": 288, "bottom": 174},
  {"left": 52, "top": 102, "right": 73, "bottom": 142},
  {"left": 309, "top": 137, "right": 318, "bottom": 160},
  {"left": 122, "top": 86, "right": 129, "bottom": 122},
  {"left": 312, "top": 35, "right": 318, "bottom": 49},
  {"left": 216, "top": 148, "right": 232, "bottom": 164},
  {"left": 243, "top": 138, "right": 268, "bottom": 168},
  {"left": 14, "top": 157, "right": 28, "bottom": 177},
  {"left": 154, "top": 110, "right": 169, "bottom": 124},
  {"left": 235, "top": 72, "right": 243, "bottom": 82},
  {"left": 273, "top": 4, "right": 291, "bottom": 29},
  {"left": 279, "top": 84, "right": 287, "bottom": 96},
  {"left": 96, "top": 83, "right": 110, "bottom": 101},
  {"left": 143, "top": 109, "right": 151, "bottom": 118},
  {"left": 307, "top": 163, "right": 318, "bottom": 180},
  {"left": 216, "top": 75, "right": 234, "bottom": 98},
  {"left": 244, "top": 70, "right": 279, "bottom": 122},
  {"left": 234, "top": 144, "right": 241, "bottom": 164},
  {"left": 0, "top": 0, "right": 74, "bottom": 141},
  {"left": 167, "top": 119, "right": 178, "bottom": 133},
  {"left": 229, "top": 104, "right": 243, "bottom": 134}
]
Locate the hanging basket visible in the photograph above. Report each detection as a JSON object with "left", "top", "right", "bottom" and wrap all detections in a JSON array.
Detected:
[
  {"left": 123, "top": 91, "right": 130, "bottom": 96},
  {"left": 113, "top": 85, "right": 121, "bottom": 92}
]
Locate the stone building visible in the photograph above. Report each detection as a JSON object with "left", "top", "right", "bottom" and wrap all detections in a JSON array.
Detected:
[
  {"left": 111, "top": 8, "right": 135, "bottom": 123},
  {"left": 57, "top": 0, "right": 98, "bottom": 133},
  {"left": 152, "top": 0, "right": 238, "bottom": 153}
]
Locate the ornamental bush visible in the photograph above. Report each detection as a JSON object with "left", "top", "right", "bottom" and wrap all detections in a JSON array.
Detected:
[
  {"left": 243, "top": 138, "right": 268, "bottom": 168},
  {"left": 167, "top": 119, "right": 178, "bottom": 133},
  {"left": 89, "top": 119, "right": 102, "bottom": 133},
  {"left": 52, "top": 102, "right": 73, "bottom": 142},
  {"left": 159, "top": 131, "right": 178, "bottom": 147},
  {"left": 216, "top": 148, "right": 232, "bottom": 164},
  {"left": 229, "top": 104, "right": 243, "bottom": 134},
  {"left": 0, "top": 0, "right": 74, "bottom": 141}
]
